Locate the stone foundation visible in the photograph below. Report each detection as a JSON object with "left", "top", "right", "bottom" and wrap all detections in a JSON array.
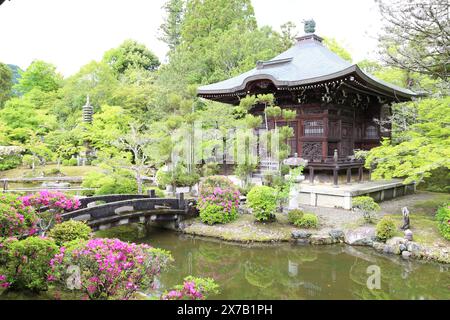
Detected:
[{"left": 295, "top": 180, "right": 416, "bottom": 210}]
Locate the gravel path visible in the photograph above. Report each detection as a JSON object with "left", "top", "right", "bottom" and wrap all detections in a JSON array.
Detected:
[{"left": 298, "top": 192, "right": 445, "bottom": 232}]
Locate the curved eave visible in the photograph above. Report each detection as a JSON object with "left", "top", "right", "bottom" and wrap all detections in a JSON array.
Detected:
[{"left": 197, "top": 65, "right": 420, "bottom": 101}]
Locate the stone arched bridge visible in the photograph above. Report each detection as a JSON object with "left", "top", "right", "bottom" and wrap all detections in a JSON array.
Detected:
[{"left": 61, "top": 192, "right": 197, "bottom": 231}]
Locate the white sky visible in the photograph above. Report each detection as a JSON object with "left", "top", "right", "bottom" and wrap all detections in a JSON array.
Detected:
[{"left": 0, "top": 0, "right": 382, "bottom": 77}]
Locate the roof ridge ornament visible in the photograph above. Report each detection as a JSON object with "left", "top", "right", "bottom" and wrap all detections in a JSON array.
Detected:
[
  {"left": 296, "top": 19, "right": 323, "bottom": 44},
  {"left": 303, "top": 19, "right": 316, "bottom": 34}
]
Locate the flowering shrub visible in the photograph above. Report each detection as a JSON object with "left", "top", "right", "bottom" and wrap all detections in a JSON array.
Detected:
[
  {"left": 436, "top": 204, "right": 450, "bottom": 240},
  {"left": 48, "top": 238, "right": 173, "bottom": 300},
  {"left": 20, "top": 190, "right": 81, "bottom": 213},
  {"left": 48, "top": 220, "right": 92, "bottom": 246},
  {"left": 0, "top": 193, "right": 38, "bottom": 238},
  {"left": 0, "top": 236, "right": 59, "bottom": 292},
  {"left": 198, "top": 176, "right": 240, "bottom": 225},
  {"left": 19, "top": 190, "right": 81, "bottom": 234},
  {"left": 162, "top": 276, "right": 219, "bottom": 300},
  {"left": 247, "top": 186, "right": 277, "bottom": 222}
]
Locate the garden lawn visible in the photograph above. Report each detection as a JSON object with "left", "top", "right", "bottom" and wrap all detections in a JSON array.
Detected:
[
  {"left": 380, "top": 192, "right": 450, "bottom": 247},
  {"left": 0, "top": 165, "right": 99, "bottom": 179}
]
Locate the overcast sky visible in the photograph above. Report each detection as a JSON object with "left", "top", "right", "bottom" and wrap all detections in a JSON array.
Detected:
[{"left": 0, "top": 0, "right": 382, "bottom": 77}]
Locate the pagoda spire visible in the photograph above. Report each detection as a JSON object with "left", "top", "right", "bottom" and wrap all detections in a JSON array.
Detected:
[{"left": 82, "top": 95, "right": 94, "bottom": 124}]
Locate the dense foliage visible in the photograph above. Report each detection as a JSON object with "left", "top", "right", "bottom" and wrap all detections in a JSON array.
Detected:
[
  {"left": 294, "top": 213, "right": 319, "bottom": 229},
  {"left": 82, "top": 170, "right": 138, "bottom": 196},
  {"left": 287, "top": 209, "right": 304, "bottom": 225},
  {"left": 436, "top": 204, "right": 450, "bottom": 240},
  {"left": 365, "top": 98, "right": 450, "bottom": 185},
  {"left": 198, "top": 176, "right": 240, "bottom": 225},
  {"left": 0, "top": 193, "right": 38, "bottom": 237},
  {"left": 162, "top": 276, "right": 219, "bottom": 300},
  {"left": 48, "top": 220, "right": 92, "bottom": 246},
  {"left": 0, "top": 236, "right": 59, "bottom": 292},
  {"left": 48, "top": 238, "right": 173, "bottom": 300},
  {"left": 247, "top": 186, "right": 277, "bottom": 222},
  {"left": 376, "top": 217, "right": 397, "bottom": 242}
]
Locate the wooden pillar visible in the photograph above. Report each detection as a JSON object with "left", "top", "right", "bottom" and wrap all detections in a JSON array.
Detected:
[
  {"left": 333, "top": 168, "right": 339, "bottom": 187},
  {"left": 346, "top": 168, "right": 352, "bottom": 184},
  {"left": 358, "top": 166, "right": 363, "bottom": 183},
  {"left": 177, "top": 192, "right": 185, "bottom": 209},
  {"left": 309, "top": 167, "right": 315, "bottom": 184},
  {"left": 148, "top": 189, "right": 156, "bottom": 198}
]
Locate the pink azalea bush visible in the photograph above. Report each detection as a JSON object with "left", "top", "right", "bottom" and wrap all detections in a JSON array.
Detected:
[
  {"left": 20, "top": 190, "right": 81, "bottom": 213},
  {"left": 197, "top": 176, "right": 241, "bottom": 225},
  {"left": 48, "top": 238, "right": 173, "bottom": 300},
  {"left": 19, "top": 191, "right": 81, "bottom": 233},
  {"left": 0, "top": 236, "right": 59, "bottom": 292},
  {"left": 162, "top": 276, "right": 219, "bottom": 300},
  {"left": 0, "top": 193, "right": 38, "bottom": 238}
]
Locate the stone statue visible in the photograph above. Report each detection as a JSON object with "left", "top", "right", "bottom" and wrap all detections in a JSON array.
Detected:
[
  {"left": 303, "top": 19, "right": 316, "bottom": 34},
  {"left": 401, "top": 207, "right": 410, "bottom": 230}
]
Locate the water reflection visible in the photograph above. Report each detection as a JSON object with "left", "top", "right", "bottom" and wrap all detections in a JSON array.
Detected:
[{"left": 143, "top": 228, "right": 450, "bottom": 300}]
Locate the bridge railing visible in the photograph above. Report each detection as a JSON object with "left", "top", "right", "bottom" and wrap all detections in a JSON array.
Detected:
[{"left": 61, "top": 192, "right": 191, "bottom": 222}]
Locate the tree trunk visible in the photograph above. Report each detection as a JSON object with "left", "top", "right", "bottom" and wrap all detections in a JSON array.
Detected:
[{"left": 136, "top": 170, "right": 143, "bottom": 195}]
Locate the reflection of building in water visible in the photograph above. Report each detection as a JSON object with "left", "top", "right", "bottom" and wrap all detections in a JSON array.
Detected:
[{"left": 288, "top": 260, "right": 298, "bottom": 277}]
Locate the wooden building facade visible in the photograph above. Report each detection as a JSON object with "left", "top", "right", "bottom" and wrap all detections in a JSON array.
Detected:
[{"left": 197, "top": 28, "right": 418, "bottom": 183}]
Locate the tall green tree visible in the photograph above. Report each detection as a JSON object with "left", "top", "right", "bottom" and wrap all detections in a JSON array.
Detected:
[
  {"left": 14, "top": 60, "right": 62, "bottom": 94},
  {"left": 323, "top": 37, "right": 353, "bottom": 63},
  {"left": 58, "top": 61, "right": 118, "bottom": 126},
  {"left": 0, "top": 62, "right": 13, "bottom": 107},
  {"left": 180, "top": 0, "right": 257, "bottom": 45},
  {"left": 280, "top": 21, "right": 298, "bottom": 51},
  {"left": 103, "top": 39, "right": 160, "bottom": 75},
  {"left": 376, "top": 0, "right": 449, "bottom": 85},
  {"left": 159, "top": 0, "right": 185, "bottom": 51},
  {"left": 365, "top": 97, "right": 450, "bottom": 184}
]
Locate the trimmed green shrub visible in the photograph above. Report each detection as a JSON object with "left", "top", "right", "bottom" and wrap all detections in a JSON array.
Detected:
[
  {"left": 376, "top": 217, "right": 397, "bottom": 242},
  {"left": 198, "top": 176, "right": 240, "bottom": 225},
  {"left": 0, "top": 236, "right": 59, "bottom": 292},
  {"left": 247, "top": 186, "right": 277, "bottom": 222},
  {"left": 0, "top": 154, "right": 21, "bottom": 171},
  {"left": 202, "top": 162, "right": 220, "bottom": 177},
  {"left": 288, "top": 209, "right": 304, "bottom": 225},
  {"left": 156, "top": 164, "right": 200, "bottom": 190},
  {"left": 436, "top": 204, "right": 450, "bottom": 240},
  {"left": 199, "top": 204, "right": 238, "bottom": 225},
  {"left": 48, "top": 220, "right": 92, "bottom": 245},
  {"left": 62, "top": 158, "right": 78, "bottom": 166},
  {"left": 295, "top": 213, "right": 319, "bottom": 229},
  {"left": 82, "top": 170, "right": 137, "bottom": 196},
  {"left": 352, "top": 196, "right": 380, "bottom": 223}
]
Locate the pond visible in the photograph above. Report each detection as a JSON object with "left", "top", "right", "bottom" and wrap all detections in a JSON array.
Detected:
[
  {"left": 1, "top": 227, "right": 449, "bottom": 300},
  {"left": 139, "top": 228, "right": 449, "bottom": 300}
]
